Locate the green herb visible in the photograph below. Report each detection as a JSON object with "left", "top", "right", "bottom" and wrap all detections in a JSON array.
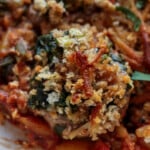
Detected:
[
  {"left": 101, "top": 54, "right": 108, "bottom": 61},
  {"left": 110, "top": 52, "right": 127, "bottom": 71},
  {"left": 132, "top": 71, "right": 150, "bottom": 81},
  {"left": 110, "top": 52, "right": 123, "bottom": 63},
  {"left": 36, "top": 32, "right": 63, "bottom": 62},
  {"left": 28, "top": 80, "right": 68, "bottom": 110},
  {"left": 28, "top": 85, "right": 49, "bottom": 109},
  {"left": 55, "top": 88, "right": 68, "bottom": 107},
  {"left": 136, "top": 0, "right": 147, "bottom": 9},
  {"left": 116, "top": 6, "right": 141, "bottom": 31},
  {"left": 36, "top": 33, "right": 57, "bottom": 55}
]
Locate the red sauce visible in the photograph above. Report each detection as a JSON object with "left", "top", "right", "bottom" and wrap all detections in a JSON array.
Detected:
[
  {"left": 72, "top": 93, "right": 80, "bottom": 104},
  {"left": 141, "top": 26, "right": 150, "bottom": 71},
  {"left": 93, "top": 140, "right": 110, "bottom": 150},
  {"left": 109, "top": 0, "right": 116, "bottom": 4},
  {"left": 74, "top": 51, "right": 94, "bottom": 98}
]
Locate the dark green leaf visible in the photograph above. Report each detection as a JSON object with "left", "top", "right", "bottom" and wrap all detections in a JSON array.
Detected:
[
  {"left": 55, "top": 88, "right": 68, "bottom": 107},
  {"left": 36, "top": 33, "right": 57, "bottom": 55},
  {"left": 110, "top": 52, "right": 127, "bottom": 71},
  {"left": 28, "top": 86, "right": 49, "bottom": 109},
  {"left": 116, "top": 6, "right": 141, "bottom": 31},
  {"left": 36, "top": 32, "right": 63, "bottom": 63},
  {"left": 136, "top": 0, "right": 147, "bottom": 9},
  {"left": 132, "top": 71, "right": 150, "bottom": 81},
  {"left": 110, "top": 52, "right": 123, "bottom": 63}
]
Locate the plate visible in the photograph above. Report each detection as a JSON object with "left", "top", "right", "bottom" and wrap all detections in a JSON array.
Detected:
[{"left": 0, "top": 121, "right": 28, "bottom": 150}]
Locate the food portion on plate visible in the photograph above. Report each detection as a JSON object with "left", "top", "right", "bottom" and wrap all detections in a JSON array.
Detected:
[
  {"left": 28, "top": 27, "right": 133, "bottom": 140},
  {"left": 0, "top": 0, "right": 150, "bottom": 149}
]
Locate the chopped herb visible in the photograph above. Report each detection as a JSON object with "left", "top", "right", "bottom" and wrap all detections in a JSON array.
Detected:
[
  {"left": 28, "top": 80, "right": 68, "bottom": 109},
  {"left": 36, "top": 33, "right": 57, "bottom": 55},
  {"left": 55, "top": 88, "right": 68, "bottom": 107},
  {"left": 110, "top": 52, "right": 123, "bottom": 63},
  {"left": 136, "top": 0, "right": 147, "bottom": 10},
  {"left": 132, "top": 71, "right": 150, "bottom": 81},
  {"left": 101, "top": 54, "right": 108, "bottom": 61},
  {"left": 110, "top": 52, "right": 127, "bottom": 71},
  {"left": 36, "top": 32, "right": 63, "bottom": 62},
  {"left": 116, "top": 6, "right": 141, "bottom": 31},
  {"left": 28, "top": 87, "right": 49, "bottom": 109}
]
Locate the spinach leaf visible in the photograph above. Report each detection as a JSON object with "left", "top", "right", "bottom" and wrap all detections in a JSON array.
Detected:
[
  {"left": 116, "top": 6, "right": 141, "bottom": 31},
  {"left": 110, "top": 52, "right": 127, "bottom": 71},
  {"left": 36, "top": 33, "right": 57, "bottom": 55},
  {"left": 110, "top": 52, "right": 123, "bottom": 63},
  {"left": 55, "top": 88, "right": 68, "bottom": 107},
  {"left": 36, "top": 32, "right": 63, "bottom": 62},
  {"left": 136, "top": 0, "right": 147, "bottom": 9},
  {"left": 132, "top": 71, "right": 150, "bottom": 81},
  {"left": 28, "top": 87, "right": 49, "bottom": 109},
  {"left": 28, "top": 78, "right": 68, "bottom": 110},
  {"left": 28, "top": 80, "right": 50, "bottom": 109}
]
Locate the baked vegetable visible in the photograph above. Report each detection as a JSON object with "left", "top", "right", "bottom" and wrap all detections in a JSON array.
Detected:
[{"left": 28, "top": 27, "right": 133, "bottom": 140}]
